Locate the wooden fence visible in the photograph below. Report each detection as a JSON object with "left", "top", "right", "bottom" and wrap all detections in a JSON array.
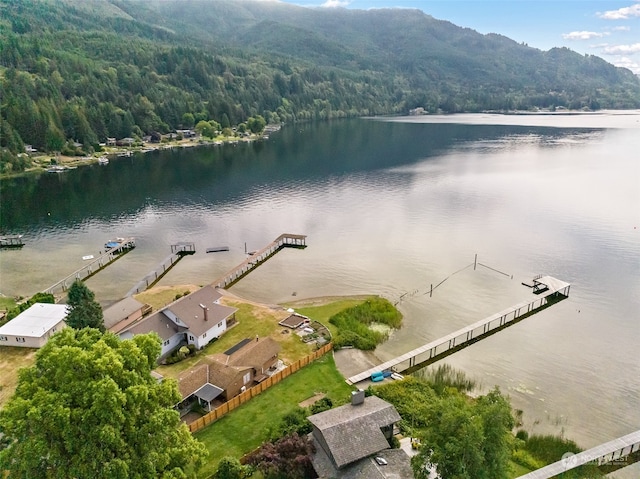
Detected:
[{"left": 188, "top": 342, "right": 333, "bottom": 433}]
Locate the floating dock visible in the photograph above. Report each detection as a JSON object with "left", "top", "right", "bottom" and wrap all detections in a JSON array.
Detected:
[
  {"left": 212, "top": 233, "right": 306, "bottom": 289},
  {"left": 347, "top": 276, "right": 570, "bottom": 385},
  {"left": 43, "top": 237, "right": 136, "bottom": 296},
  {"left": 0, "top": 235, "right": 24, "bottom": 248}
]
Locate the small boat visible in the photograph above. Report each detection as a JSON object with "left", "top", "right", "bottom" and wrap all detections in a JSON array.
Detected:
[
  {"left": 46, "top": 165, "right": 67, "bottom": 173},
  {"left": 98, "top": 157, "right": 109, "bottom": 165},
  {"left": 82, "top": 254, "right": 95, "bottom": 261}
]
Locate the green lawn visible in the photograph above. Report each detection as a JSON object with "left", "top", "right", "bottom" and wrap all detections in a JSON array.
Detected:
[
  {"left": 0, "top": 347, "right": 37, "bottom": 407},
  {"left": 194, "top": 353, "right": 353, "bottom": 478}
]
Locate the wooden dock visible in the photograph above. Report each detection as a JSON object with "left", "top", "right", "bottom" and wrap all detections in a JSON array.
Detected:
[
  {"left": 516, "top": 429, "right": 640, "bottom": 478},
  {"left": 212, "top": 233, "right": 306, "bottom": 289},
  {"left": 127, "top": 242, "right": 196, "bottom": 296},
  {"left": 43, "top": 237, "right": 136, "bottom": 296},
  {"left": 346, "top": 276, "right": 570, "bottom": 385}
]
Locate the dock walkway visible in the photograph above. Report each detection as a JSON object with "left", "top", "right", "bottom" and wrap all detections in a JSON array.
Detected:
[
  {"left": 43, "top": 237, "right": 136, "bottom": 296},
  {"left": 126, "top": 242, "right": 195, "bottom": 296},
  {"left": 516, "top": 429, "right": 640, "bottom": 478},
  {"left": 212, "top": 233, "right": 306, "bottom": 289},
  {"left": 347, "top": 276, "right": 570, "bottom": 385}
]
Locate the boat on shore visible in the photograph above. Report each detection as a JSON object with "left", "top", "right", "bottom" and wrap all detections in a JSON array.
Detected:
[{"left": 98, "top": 157, "right": 109, "bottom": 165}]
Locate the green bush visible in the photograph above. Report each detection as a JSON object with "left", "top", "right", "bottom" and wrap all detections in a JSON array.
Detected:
[
  {"left": 309, "top": 397, "right": 333, "bottom": 415},
  {"left": 329, "top": 297, "right": 401, "bottom": 350},
  {"left": 512, "top": 449, "right": 544, "bottom": 470}
]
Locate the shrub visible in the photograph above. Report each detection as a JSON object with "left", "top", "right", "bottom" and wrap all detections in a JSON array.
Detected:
[{"left": 309, "top": 397, "right": 333, "bottom": 415}]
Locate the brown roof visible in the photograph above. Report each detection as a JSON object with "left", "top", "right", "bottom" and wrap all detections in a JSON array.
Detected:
[
  {"left": 103, "top": 297, "right": 145, "bottom": 330},
  {"left": 166, "top": 286, "right": 236, "bottom": 336},
  {"left": 178, "top": 363, "right": 209, "bottom": 398},
  {"left": 279, "top": 313, "right": 309, "bottom": 329},
  {"left": 124, "top": 311, "right": 184, "bottom": 341},
  {"left": 225, "top": 337, "right": 281, "bottom": 370},
  {"left": 177, "top": 358, "right": 252, "bottom": 400}
]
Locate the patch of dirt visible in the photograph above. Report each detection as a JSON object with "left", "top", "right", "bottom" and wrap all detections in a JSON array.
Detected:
[{"left": 298, "top": 392, "right": 326, "bottom": 408}]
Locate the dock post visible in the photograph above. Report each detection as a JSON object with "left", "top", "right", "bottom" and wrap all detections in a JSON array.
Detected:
[
  {"left": 430, "top": 283, "right": 433, "bottom": 297},
  {"left": 474, "top": 253, "right": 477, "bottom": 271}
]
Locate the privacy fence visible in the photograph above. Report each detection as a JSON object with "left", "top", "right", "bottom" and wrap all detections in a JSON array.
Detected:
[{"left": 188, "top": 342, "right": 333, "bottom": 433}]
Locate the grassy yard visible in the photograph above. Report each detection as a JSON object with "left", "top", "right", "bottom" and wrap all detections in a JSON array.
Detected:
[
  {"left": 155, "top": 296, "right": 313, "bottom": 379},
  {"left": 0, "top": 347, "right": 37, "bottom": 407},
  {"left": 509, "top": 460, "right": 532, "bottom": 478},
  {"left": 194, "top": 353, "right": 353, "bottom": 478},
  {"left": 134, "top": 284, "right": 199, "bottom": 311}
]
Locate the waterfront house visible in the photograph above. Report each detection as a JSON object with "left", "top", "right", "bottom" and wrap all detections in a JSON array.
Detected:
[
  {"left": 308, "top": 393, "right": 410, "bottom": 478},
  {"left": 103, "top": 296, "right": 151, "bottom": 334},
  {"left": 0, "top": 303, "right": 68, "bottom": 348},
  {"left": 119, "top": 286, "right": 237, "bottom": 358},
  {"left": 176, "top": 337, "right": 281, "bottom": 411}
]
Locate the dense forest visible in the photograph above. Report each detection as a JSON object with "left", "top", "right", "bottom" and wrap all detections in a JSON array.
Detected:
[{"left": 1, "top": 0, "right": 640, "bottom": 173}]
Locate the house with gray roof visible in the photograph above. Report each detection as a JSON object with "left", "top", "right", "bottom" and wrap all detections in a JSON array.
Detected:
[
  {"left": 119, "top": 285, "right": 237, "bottom": 358},
  {"left": 308, "top": 392, "right": 411, "bottom": 478}
]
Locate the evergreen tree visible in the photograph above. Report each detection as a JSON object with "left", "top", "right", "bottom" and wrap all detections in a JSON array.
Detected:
[{"left": 65, "top": 280, "right": 105, "bottom": 331}]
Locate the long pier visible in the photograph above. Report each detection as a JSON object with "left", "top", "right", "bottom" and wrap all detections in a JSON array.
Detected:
[
  {"left": 212, "top": 233, "right": 306, "bottom": 289},
  {"left": 516, "top": 429, "right": 640, "bottom": 478},
  {"left": 43, "top": 238, "right": 136, "bottom": 296},
  {"left": 347, "top": 276, "right": 570, "bottom": 385},
  {"left": 126, "top": 242, "right": 196, "bottom": 296}
]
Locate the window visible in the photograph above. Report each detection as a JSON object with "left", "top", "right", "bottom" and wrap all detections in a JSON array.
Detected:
[
  {"left": 203, "top": 332, "right": 207, "bottom": 338},
  {"left": 163, "top": 340, "right": 170, "bottom": 346},
  {"left": 217, "top": 321, "right": 223, "bottom": 328},
  {"left": 189, "top": 335, "right": 195, "bottom": 341},
  {"left": 0, "top": 336, "right": 8, "bottom": 341},
  {"left": 16, "top": 337, "right": 26, "bottom": 343},
  {"left": 243, "top": 372, "right": 251, "bottom": 385}
]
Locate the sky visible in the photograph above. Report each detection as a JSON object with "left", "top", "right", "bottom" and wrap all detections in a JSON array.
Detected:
[{"left": 276, "top": 1, "right": 640, "bottom": 74}]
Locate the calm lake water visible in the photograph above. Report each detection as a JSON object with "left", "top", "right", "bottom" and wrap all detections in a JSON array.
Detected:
[{"left": 1, "top": 112, "right": 639, "bottom": 476}]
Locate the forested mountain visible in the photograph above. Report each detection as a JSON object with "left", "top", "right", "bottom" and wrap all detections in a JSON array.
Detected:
[{"left": 1, "top": 0, "right": 639, "bottom": 173}]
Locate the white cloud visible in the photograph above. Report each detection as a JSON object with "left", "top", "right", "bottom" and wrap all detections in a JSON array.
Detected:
[
  {"left": 321, "top": 0, "right": 350, "bottom": 7},
  {"left": 598, "top": 3, "right": 640, "bottom": 20},
  {"left": 613, "top": 26, "right": 631, "bottom": 31},
  {"left": 603, "top": 43, "right": 640, "bottom": 54},
  {"left": 562, "top": 31, "right": 607, "bottom": 40},
  {"left": 611, "top": 56, "right": 640, "bottom": 74}
]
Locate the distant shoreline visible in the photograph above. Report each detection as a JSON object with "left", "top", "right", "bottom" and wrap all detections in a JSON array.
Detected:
[{"left": 0, "top": 134, "right": 267, "bottom": 181}]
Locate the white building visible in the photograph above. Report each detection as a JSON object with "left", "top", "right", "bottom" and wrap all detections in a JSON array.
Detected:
[{"left": 0, "top": 303, "right": 68, "bottom": 348}]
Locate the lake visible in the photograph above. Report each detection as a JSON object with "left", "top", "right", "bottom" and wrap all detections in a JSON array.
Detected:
[{"left": 1, "top": 112, "right": 639, "bottom": 476}]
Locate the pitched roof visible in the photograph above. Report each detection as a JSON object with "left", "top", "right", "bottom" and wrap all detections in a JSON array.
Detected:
[
  {"left": 308, "top": 396, "right": 401, "bottom": 469},
  {"left": 0, "top": 303, "right": 68, "bottom": 337},
  {"left": 123, "top": 311, "right": 184, "bottom": 341},
  {"left": 224, "top": 337, "right": 281, "bottom": 370},
  {"left": 165, "top": 286, "right": 236, "bottom": 337},
  {"left": 177, "top": 358, "right": 251, "bottom": 400},
  {"left": 103, "top": 296, "right": 145, "bottom": 330}
]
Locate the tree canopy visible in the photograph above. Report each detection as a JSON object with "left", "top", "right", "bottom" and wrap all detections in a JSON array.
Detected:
[
  {"left": 65, "top": 279, "right": 105, "bottom": 331},
  {"left": 0, "top": 328, "right": 207, "bottom": 478}
]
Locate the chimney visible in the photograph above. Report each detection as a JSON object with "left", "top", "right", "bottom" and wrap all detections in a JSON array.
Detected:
[
  {"left": 351, "top": 390, "right": 365, "bottom": 406},
  {"left": 199, "top": 303, "right": 209, "bottom": 321}
]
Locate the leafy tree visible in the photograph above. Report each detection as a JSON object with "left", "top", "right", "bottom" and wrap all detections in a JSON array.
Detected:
[
  {"left": 213, "top": 456, "right": 252, "bottom": 479},
  {"left": 195, "top": 119, "right": 215, "bottom": 139},
  {"left": 0, "top": 328, "right": 207, "bottom": 478},
  {"left": 411, "top": 387, "right": 514, "bottom": 479},
  {"left": 65, "top": 279, "right": 105, "bottom": 331},
  {"left": 181, "top": 112, "right": 195, "bottom": 128},
  {"left": 244, "top": 433, "right": 315, "bottom": 479}
]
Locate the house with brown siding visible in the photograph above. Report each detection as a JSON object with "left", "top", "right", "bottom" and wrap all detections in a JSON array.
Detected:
[
  {"left": 103, "top": 297, "right": 150, "bottom": 334},
  {"left": 177, "top": 337, "right": 281, "bottom": 410}
]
